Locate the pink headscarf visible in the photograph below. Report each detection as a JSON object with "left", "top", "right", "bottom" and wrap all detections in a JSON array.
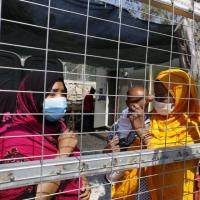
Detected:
[{"left": 0, "top": 71, "right": 81, "bottom": 199}]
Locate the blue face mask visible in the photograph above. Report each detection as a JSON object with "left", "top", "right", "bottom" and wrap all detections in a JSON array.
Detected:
[{"left": 43, "top": 97, "right": 67, "bottom": 122}]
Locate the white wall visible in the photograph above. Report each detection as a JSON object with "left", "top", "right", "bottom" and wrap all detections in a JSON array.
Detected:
[{"left": 94, "top": 68, "right": 108, "bottom": 128}]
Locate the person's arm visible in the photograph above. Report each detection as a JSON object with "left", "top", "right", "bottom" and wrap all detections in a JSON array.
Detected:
[
  {"left": 103, "top": 135, "right": 124, "bottom": 182},
  {"left": 129, "top": 104, "right": 152, "bottom": 146},
  {"left": 132, "top": 125, "right": 151, "bottom": 145},
  {"left": 103, "top": 135, "right": 120, "bottom": 153},
  {"left": 35, "top": 130, "right": 78, "bottom": 199}
]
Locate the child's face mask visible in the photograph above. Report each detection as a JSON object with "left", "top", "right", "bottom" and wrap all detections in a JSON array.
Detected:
[
  {"left": 43, "top": 97, "right": 67, "bottom": 122},
  {"left": 153, "top": 100, "right": 174, "bottom": 116}
]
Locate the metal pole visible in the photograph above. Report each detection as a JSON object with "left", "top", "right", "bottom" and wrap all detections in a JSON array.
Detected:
[{"left": 1, "top": 143, "right": 200, "bottom": 190}]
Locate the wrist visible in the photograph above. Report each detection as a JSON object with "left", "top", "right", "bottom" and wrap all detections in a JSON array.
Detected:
[
  {"left": 57, "top": 148, "right": 72, "bottom": 158},
  {"left": 135, "top": 128, "right": 151, "bottom": 142},
  {"left": 140, "top": 133, "right": 152, "bottom": 145}
]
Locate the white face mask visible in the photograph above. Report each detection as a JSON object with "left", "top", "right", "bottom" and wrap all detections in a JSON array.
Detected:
[{"left": 153, "top": 100, "right": 174, "bottom": 116}]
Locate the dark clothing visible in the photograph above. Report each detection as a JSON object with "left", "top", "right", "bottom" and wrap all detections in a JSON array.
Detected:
[
  {"left": 83, "top": 94, "right": 94, "bottom": 132},
  {"left": 83, "top": 94, "right": 94, "bottom": 112}
]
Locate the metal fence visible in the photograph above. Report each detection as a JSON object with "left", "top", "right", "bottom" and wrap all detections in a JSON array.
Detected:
[{"left": 0, "top": 0, "right": 200, "bottom": 199}]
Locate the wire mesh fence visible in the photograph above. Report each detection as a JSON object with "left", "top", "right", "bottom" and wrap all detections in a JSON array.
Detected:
[{"left": 0, "top": 0, "right": 200, "bottom": 199}]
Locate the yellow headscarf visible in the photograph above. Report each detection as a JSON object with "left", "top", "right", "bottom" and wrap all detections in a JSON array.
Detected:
[
  {"left": 149, "top": 69, "right": 200, "bottom": 148},
  {"left": 157, "top": 69, "right": 199, "bottom": 115},
  {"left": 112, "top": 69, "right": 200, "bottom": 200}
]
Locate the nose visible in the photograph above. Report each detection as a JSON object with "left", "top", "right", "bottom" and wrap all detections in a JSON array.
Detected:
[
  {"left": 55, "top": 92, "right": 62, "bottom": 97},
  {"left": 56, "top": 90, "right": 67, "bottom": 98}
]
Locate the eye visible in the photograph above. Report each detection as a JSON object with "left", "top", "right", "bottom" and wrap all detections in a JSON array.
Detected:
[
  {"left": 61, "top": 90, "right": 67, "bottom": 97},
  {"left": 61, "top": 93, "right": 66, "bottom": 97},
  {"left": 48, "top": 92, "right": 56, "bottom": 97},
  {"left": 46, "top": 90, "right": 56, "bottom": 98},
  {"left": 129, "top": 97, "right": 144, "bottom": 103}
]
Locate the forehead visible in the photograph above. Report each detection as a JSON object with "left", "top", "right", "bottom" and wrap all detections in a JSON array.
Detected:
[
  {"left": 127, "top": 88, "right": 145, "bottom": 98},
  {"left": 51, "top": 81, "right": 65, "bottom": 89},
  {"left": 127, "top": 89, "right": 146, "bottom": 104}
]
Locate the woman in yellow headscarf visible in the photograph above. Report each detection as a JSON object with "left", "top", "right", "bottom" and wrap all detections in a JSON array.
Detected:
[{"left": 112, "top": 69, "right": 200, "bottom": 200}]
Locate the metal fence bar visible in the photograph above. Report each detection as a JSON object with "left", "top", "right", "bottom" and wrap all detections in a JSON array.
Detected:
[{"left": 0, "top": 143, "right": 200, "bottom": 190}]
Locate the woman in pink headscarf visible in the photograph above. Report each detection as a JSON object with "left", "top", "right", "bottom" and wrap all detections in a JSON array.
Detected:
[{"left": 0, "top": 71, "right": 91, "bottom": 200}]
